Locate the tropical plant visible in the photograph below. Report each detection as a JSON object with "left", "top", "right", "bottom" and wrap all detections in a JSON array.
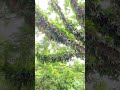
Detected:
[{"left": 35, "top": 0, "right": 85, "bottom": 90}]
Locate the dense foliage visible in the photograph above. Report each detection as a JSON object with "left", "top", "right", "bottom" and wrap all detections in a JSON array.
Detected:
[
  {"left": 35, "top": 0, "right": 85, "bottom": 90},
  {"left": 35, "top": 60, "right": 85, "bottom": 90}
]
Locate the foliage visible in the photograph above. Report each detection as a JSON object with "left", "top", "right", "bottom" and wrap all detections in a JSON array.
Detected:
[
  {"left": 35, "top": 60, "right": 85, "bottom": 90},
  {"left": 86, "top": 0, "right": 120, "bottom": 79},
  {"left": 35, "top": 0, "right": 85, "bottom": 58},
  {"left": 0, "top": 24, "right": 34, "bottom": 90},
  {"left": 35, "top": 0, "right": 85, "bottom": 90},
  {"left": 0, "top": 0, "right": 34, "bottom": 89}
]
